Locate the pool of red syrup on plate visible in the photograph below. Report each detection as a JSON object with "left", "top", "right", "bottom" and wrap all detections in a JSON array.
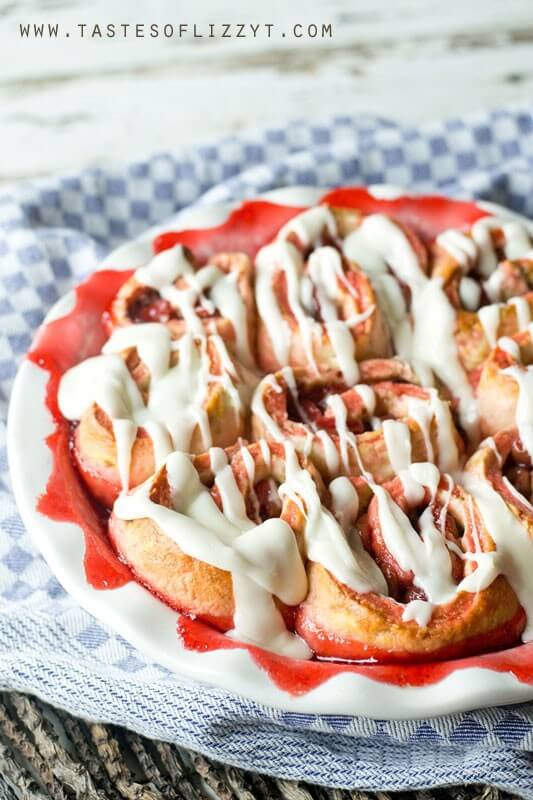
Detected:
[
  {"left": 29, "top": 192, "right": 533, "bottom": 695},
  {"left": 28, "top": 268, "right": 134, "bottom": 590},
  {"left": 319, "top": 187, "right": 489, "bottom": 242}
]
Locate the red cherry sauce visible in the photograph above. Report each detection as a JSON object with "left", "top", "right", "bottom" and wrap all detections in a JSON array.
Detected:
[
  {"left": 28, "top": 269, "right": 134, "bottom": 589},
  {"left": 154, "top": 200, "right": 306, "bottom": 260},
  {"left": 320, "top": 186, "right": 490, "bottom": 242}
]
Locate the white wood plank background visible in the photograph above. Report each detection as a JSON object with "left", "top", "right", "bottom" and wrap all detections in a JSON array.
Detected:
[{"left": 0, "top": 0, "right": 532, "bottom": 186}]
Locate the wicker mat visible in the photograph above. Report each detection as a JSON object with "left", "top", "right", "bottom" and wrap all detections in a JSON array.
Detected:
[{"left": 0, "top": 692, "right": 522, "bottom": 800}]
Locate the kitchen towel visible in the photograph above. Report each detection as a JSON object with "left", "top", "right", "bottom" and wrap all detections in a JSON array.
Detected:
[{"left": 1, "top": 105, "right": 533, "bottom": 797}]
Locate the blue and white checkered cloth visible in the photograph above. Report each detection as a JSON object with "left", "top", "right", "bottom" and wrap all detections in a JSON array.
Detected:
[{"left": 2, "top": 106, "right": 533, "bottom": 797}]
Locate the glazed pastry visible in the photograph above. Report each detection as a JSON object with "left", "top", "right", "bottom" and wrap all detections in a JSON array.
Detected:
[
  {"left": 477, "top": 327, "right": 533, "bottom": 440},
  {"left": 108, "top": 245, "right": 256, "bottom": 368},
  {"left": 433, "top": 215, "right": 533, "bottom": 302},
  {"left": 110, "top": 441, "right": 332, "bottom": 657},
  {"left": 58, "top": 323, "right": 251, "bottom": 507},
  {"left": 343, "top": 212, "right": 533, "bottom": 441},
  {"left": 296, "top": 463, "right": 525, "bottom": 661},
  {"left": 431, "top": 218, "right": 533, "bottom": 387},
  {"left": 251, "top": 360, "right": 461, "bottom": 481},
  {"left": 463, "top": 430, "right": 533, "bottom": 638},
  {"left": 255, "top": 206, "right": 393, "bottom": 380},
  {"left": 429, "top": 216, "right": 533, "bottom": 392}
]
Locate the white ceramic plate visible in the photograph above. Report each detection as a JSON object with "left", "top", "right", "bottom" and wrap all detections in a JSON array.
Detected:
[{"left": 8, "top": 186, "right": 533, "bottom": 719}]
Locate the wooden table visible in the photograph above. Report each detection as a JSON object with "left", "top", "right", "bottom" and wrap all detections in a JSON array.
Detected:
[
  {"left": 0, "top": 0, "right": 531, "bottom": 186},
  {"left": 0, "top": 693, "right": 522, "bottom": 800}
]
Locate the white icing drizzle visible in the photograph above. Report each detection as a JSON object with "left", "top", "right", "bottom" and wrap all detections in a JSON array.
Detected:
[
  {"left": 324, "top": 319, "right": 359, "bottom": 385},
  {"left": 428, "top": 390, "right": 460, "bottom": 473},
  {"left": 409, "top": 462, "right": 442, "bottom": 504},
  {"left": 344, "top": 216, "right": 479, "bottom": 440},
  {"left": 406, "top": 395, "right": 435, "bottom": 465},
  {"left": 411, "top": 279, "right": 479, "bottom": 440},
  {"left": 373, "top": 466, "right": 496, "bottom": 628},
  {"left": 462, "top": 473, "right": 533, "bottom": 641},
  {"left": 134, "top": 245, "right": 254, "bottom": 367},
  {"left": 208, "top": 445, "right": 228, "bottom": 475},
  {"left": 344, "top": 214, "right": 426, "bottom": 290},
  {"left": 255, "top": 237, "right": 363, "bottom": 384},
  {"left": 499, "top": 221, "right": 533, "bottom": 260},
  {"left": 114, "top": 443, "right": 392, "bottom": 652},
  {"left": 438, "top": 217, "right": 533, "bottom": 283},
  {"left": 478, "top": 303, "right": 503, "bottom": 348},
  {"left": 255, "top": 241, "right": 317, "bottom": 371},
  {"left": 471, "top": 217, "right": 532, "bottom": 277},
  {"left": 437, "top": 473, "right": 455, "bottom": 532},
  {"left": 111, "top": 419, "right": 137, "bottom": 490},
  {"left": 313, "top": 450, "right": 499, "bottom": 631},
  {"left": 258, "top": 438, "right": 272, "bottom": 467},
  {"left": 360, "top": 215, "right": 530, "bottom": 441},
  {"left": 307, "top": 247, "right": 353, "bottom": 320},
  {"left": 280, "top": 444, "right": 387, "bottom": 595},
  {"left": 502, "top": 476, "right": 533, "bottom": 514},
  {"left": 115, "top": 450, "right": 310, "bottom": 658},
  {"left": 329, "top": 476, "right": 359, "bottom": 532},
  {"left": 58, "top": 324, "right": 245, "bottom": 492},
  {"left": 316, "top": 430, "right": 341, "bottom": 475},
  {"left": 479, "top": 296, "right": 528, "bottom": 351},
  {"left": 459, "top": 277, "right": 482, "bottom": 310},
  {"left": 251, "top": 374, "right": 285, "bottom": 442},
  {"left": 382, "top": 420, "right": 412, "bottom": 475},
  {"left": 261, "top": 207, "right": 533, "bottom": 640},
  {"left": 436, "top": 229, "right": 477, "bottom": 271},
  {"left": 325, "top": 394, "right": 366, "bottom": 477},
  {"left": 501, "top": 365, "right": 533, "bottom": 460},
  {"left": 355, "top": 384, "right": 376, "bottom": 415},
  {"left": 405, "top": 389, "right": 459, "bottom": 475},
  {"left": 510, "top": 296, "right": 531, "bottom": 331},
  {"left": 239, "top": 445, "right": 256, "bottom": 487},
  {"left": 382, "top": 419, "right": 423, "bottom": 504},
  {"left": 402, "top": 599, "right": 435, "bottom": 627},
  {"left": 277, "top": 206, "right": 337, "bottom": 248},
  {"left": 343, "top": 221, "right": 413, "bottom": 356},
  {"left": 498, "top": 337, "right": 521, "bottom": 360},
  {"left": 484, "top": 268, "right": 505, "bottom": 303},
  {"left": 253, "top": 369, "right": 457, "bottom": 490}
]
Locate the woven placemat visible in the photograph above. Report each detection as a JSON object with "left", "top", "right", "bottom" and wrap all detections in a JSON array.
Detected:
[{"left": 0, "top": 692, "right": 522, "bottom": 800}]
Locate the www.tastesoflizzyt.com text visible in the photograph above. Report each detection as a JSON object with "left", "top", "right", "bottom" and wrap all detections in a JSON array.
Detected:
[{"left": 18, "top": 21, "right": 334, "bottom": 40}]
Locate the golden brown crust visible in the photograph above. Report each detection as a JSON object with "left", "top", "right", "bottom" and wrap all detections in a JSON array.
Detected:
[
  {"left": 74, "top": 405, "right": 155, "bottom": 509},
  {"left": 296, "top": 474, "right": 525, "bottom": 661},
  {"left": 296, "top": 562, "right": 523, "bottom": 661},
  {"left": 108, "top": 442, "right": 319, "bottom": 629},
  {"left": 109, "top": 513, "right": 235, "bottom": 628}
]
